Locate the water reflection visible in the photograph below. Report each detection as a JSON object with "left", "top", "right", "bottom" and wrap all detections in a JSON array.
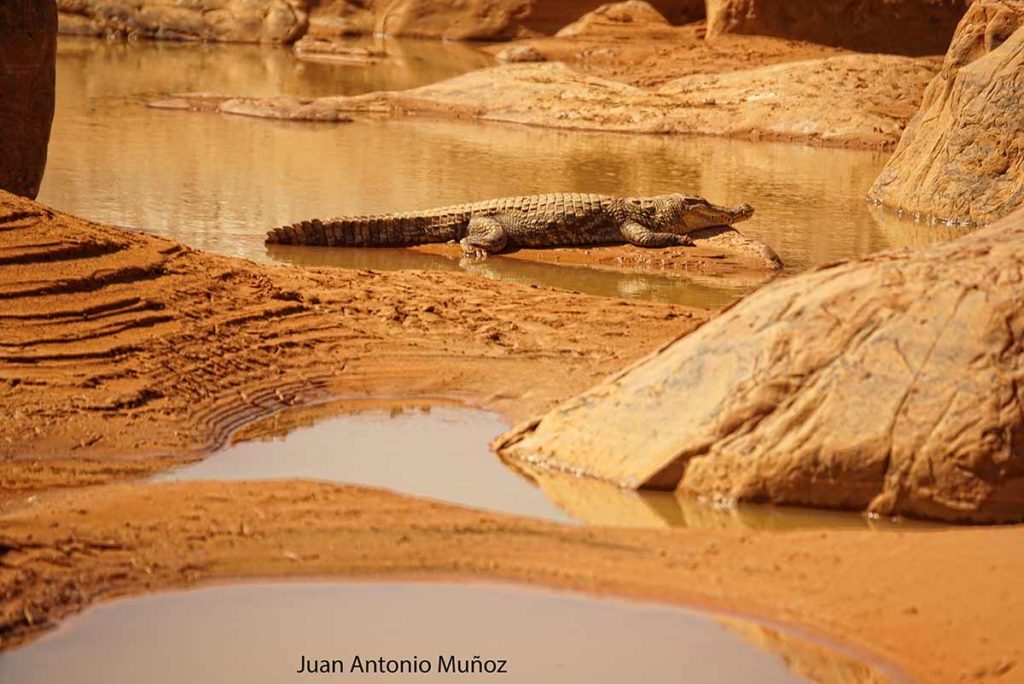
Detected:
[
  {"left": 269, "top": 243, "right": 755, "bottom": 307},
  {"left": 154, "top": 406, "right": 570, "bottom": 523},
  {"left": 37, "top": 37, "right": 959, "bottom": 307},
  {"left": 0, "top": 582, "right": 892, "bottom": 683},
  {"left": 516, "top": 465, "right": 939, "bottom": 531}
]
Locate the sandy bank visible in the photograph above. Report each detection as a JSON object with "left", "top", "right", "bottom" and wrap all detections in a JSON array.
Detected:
[
  {"left": 0, "top": 192, "right": 700, "bottom": 501},
  {"left": 2, "top": 480, "right": 1023, "bottom": 684}
]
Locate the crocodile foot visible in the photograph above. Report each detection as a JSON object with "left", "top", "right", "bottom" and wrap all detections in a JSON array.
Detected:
[{"left": 460, "top": 245, "right": 490, "bottom": 260}]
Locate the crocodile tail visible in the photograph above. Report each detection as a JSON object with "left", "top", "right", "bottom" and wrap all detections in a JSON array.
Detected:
[{"left": 265, "top": 212, "right": 469, "bottom": 247}]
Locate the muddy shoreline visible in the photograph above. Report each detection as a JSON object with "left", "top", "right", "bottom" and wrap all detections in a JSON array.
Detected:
[
  {"left": 2, "top": 192, "right": 1023, "bottom": 683},
  {"left": 4, "top": 480, "right": 1023, "bottom": 683},
  {"left": 0, "top": 192, "right": 702, "bottom": 500}
]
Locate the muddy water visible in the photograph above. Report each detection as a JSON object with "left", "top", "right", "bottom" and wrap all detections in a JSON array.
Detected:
[
  {"left": 38, "top": 37, "right": 959, "bottom": 308},
  {"left": 0, "top": 582, "right": 894, "bottom": 683},
  {"left": 157, "top": 403, "right": 924, "bottom": 531},
  {"left": 154, "top": 406, "right": 569, "bottom": 523},
  {"left": 523, "top": 468, "right": 939, "bottom": 531}
]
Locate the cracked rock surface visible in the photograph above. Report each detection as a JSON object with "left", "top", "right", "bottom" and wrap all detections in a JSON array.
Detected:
[
  {"left": 498, "top": 206, "right": 1024, "bottom": 523},
  {"left": 869, "top": 0, "right": 1024, "bottom": 224}
]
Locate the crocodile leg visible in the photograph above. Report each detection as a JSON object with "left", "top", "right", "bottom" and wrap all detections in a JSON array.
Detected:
[
  {"left": 460, "top": 215, "right": 509, "bottom": 259},
  {"left": 619, "top": 220, "right": 693, "bottom": 248}
]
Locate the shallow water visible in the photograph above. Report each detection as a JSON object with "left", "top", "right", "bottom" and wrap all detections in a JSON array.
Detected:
[
  {"left": 524, "top": 468, "right": 939, "bottom": 531},
  {"left": 154, "top": 406, "right": 569, "bottom": 523},
  {"left": 38, "top": 37, "right": 962, "bottom": 308},
  {"left": 0, "top": 582, "right": 892, "bottom": 683},
  {"left": 157, "top": 404, "right": 929, "bottom": 531}
]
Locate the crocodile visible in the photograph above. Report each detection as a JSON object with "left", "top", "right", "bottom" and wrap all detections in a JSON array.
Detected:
[{"left": 265, "top": 193, "right": 755, "bottom": 258}]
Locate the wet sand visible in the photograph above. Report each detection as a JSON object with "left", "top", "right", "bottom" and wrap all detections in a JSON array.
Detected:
[
  {"left": 3, "top": 481, "right": 1023, "bottom": 684},
  {"left": 0, "top": 191, "right": 700, "bottom": 499}
]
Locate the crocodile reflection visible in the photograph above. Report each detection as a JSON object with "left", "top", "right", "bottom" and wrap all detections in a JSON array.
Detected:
[{"left": 266, "top": 243, "right": 758, "bottom": 309}]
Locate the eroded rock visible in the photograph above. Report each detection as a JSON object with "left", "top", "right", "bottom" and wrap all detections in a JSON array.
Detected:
[
  {"left": 158, "top": 55, "right": 940, "bottom": 149},
  {"left": 555, "top": 0, "right": 671, "bottom": 38},
  {"left": 495, "top": 45, "right": 547, "bottom": 63},
  {"left": 0, "top": 0, "right": 57, "bottom": 199},
  {"left": 706, "top": 0, "right": 970, "bottom": 56},
  {"left": 497, "top": 207, "right": 1024, "bottom": 523},
  {"left": 57, "top": 0, "right": 309, "bottom": 43},
  {"left": 307, "top": 0, "right": 703, "bottom": 40},
  {"left": 869, "top": 0, "right": 1024, "bottom": 225}
]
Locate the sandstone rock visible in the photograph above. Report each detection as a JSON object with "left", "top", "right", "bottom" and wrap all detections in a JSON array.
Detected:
[
  {"left": 165, "top": 55, "right": 939, "bottom": 149},
  {"left": 706, "top": 0, "right": 971, "bottom": 56},
  {"left": 555, "top": 1, "right": 671, "bottom": 38},
  {"left": 495, "top": 45, "right": 547, "bottom": 63},
  {"left": 0, "top": 0, "right": 57, "bottom": 199},
  {"left": 869, "top": 1, "right": 1024, "bottom": 224},
  {"left": 57, "top": 0, "right": 309, "bottom": 43},
  {"left": 307, "top": 0, "right": 703, "bottom": 40},
  {"left": 497, "top": 206, "right": 1024, "bottom": 524}
]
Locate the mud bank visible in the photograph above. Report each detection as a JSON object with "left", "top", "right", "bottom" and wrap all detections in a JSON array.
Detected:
[
  {"left": 2, "top": 480, "right": 1023, "bottom": 684},
  {"left": 412, "top": 225, "right": 784, "bottom": 278},
  {"left": 0, "top": 192, "right": 701, "bottom": 500}
]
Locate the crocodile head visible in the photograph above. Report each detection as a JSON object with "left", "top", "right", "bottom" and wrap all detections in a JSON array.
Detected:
[{"left": 649, "top": 194, "right": 755, "bottom": 233}]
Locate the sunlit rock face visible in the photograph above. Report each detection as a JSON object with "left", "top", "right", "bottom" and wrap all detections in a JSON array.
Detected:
[
  {"left": 498, "top": 204, "right": 1024, "bottom": 524},
  {"left": 56, "top": 0, "right": 309, "bottom": 43},
  {"left": 306, "top": 0, "right": 704, "bottom": 40},
  {"left": 869, "top": 0, "right": 1024, "bottom": 225},
  {"left": 0, "top": 1, "right": 57, "bottom": 199},
  {"left": 705, "top": 0, "right": 970, "bottom": 55}
]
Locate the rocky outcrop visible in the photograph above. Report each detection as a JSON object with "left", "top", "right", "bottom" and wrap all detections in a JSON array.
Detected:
[
  {"left": 497, "top": 205, "right": 1024, "bottom": 524},
  {"left": 706, "top": 0, "right": 971, "bottom": 56},
  {"left": 555, "top": 0, "right": 672, "bottom": 37},
  {"left": 869, "top": 1, "right": 1024, "bottom": 225},
  {"left": 306, "top": 0, "right": 703, "bottom": 40},
  {"left": 156, "top": 54, "right": 939, "bottom": 150},
  {"left": 57, "top": 0, "right": 309, "bottom": 43},
  {"left": 0, "top": 1, "right": 57, "bottom": 199}
]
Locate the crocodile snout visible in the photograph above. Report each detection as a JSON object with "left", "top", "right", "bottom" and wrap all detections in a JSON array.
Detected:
[{"left": 731, "top": 203, "right": 755, "bottom": 223}]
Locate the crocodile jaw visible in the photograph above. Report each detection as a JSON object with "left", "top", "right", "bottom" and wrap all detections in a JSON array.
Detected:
[{"left": 681, "top": 201, "right": 755, "bottom": 230}]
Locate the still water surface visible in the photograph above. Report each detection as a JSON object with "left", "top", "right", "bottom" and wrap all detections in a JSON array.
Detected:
[
  {"left": 155, "top": 404, "right": 933, "bottom": 531},
  {"left": 38, "top": 37, "right": 959, "bottom": 307},
  {"left": 154, "top": 406, "right": 569, "bottom": 523},
  {"left": 0, "top": 582, "right": 893, "bottom": 683}
]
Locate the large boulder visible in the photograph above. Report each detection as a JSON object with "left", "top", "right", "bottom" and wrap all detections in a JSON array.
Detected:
[
  {"left": 307, "top": 0, "right": 703, "bottom": 40},
  {"left": 497, "top": 205, "right": 1024, "bottom": 524},
  {"left": 705, "top": 0, "right": 971, "bottom": 56},
  {"left": 57, "top": 0, "right": 309, "bottom": 43},
  {"left": 0, "top": 1, "right": 57, "bottom": 199},
  {"left": 869, "top": 0, "right": 1024, "bottom": 225}
]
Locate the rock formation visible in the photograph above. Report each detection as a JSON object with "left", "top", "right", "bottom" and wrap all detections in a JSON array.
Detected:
[
  {"left": 555, "top": 0, "right": 672, "bottom": 38},
  {"left": 498, "top": 205, "right": 1024, "bottom": 524},
  {"left": 306, "top": 0, "right": 704, "bottom": 40},
  {"left": 705, "top": 0, "right": 971, "bottom": 56},
  {"left": 157, "top": 53, "right": 939, "bottom": 149},
  {"left": 57, "top": 0, "right": 309, "bottom": 43},
  {"left": 869, "top": 0, "right": 1024, "bottom": 225},
  {"left": 0, "top": 1, "right": 57, "bottom": 199}
]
